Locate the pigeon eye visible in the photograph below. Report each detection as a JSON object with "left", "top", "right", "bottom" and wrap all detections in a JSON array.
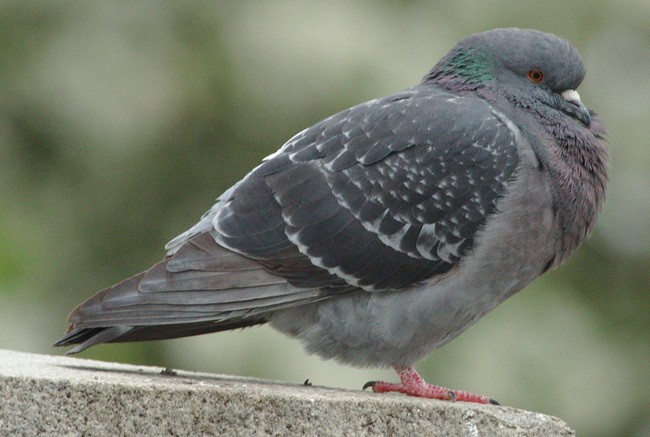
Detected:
[{"left": 528, "top": 69, "right": 544, "bottom": 83}]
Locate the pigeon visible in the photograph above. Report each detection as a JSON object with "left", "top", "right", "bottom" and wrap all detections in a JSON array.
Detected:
[{"left": 55, "top": 28, "right": 608, "bottom": 405}]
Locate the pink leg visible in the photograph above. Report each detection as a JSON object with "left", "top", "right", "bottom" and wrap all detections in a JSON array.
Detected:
[{"left": 363, "top": 366, "right": 498, "bottom": 405}]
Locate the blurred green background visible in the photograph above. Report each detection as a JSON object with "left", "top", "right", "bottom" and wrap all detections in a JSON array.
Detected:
[{"left": 1, "top": 1, "right": 648, "bottom": 436}]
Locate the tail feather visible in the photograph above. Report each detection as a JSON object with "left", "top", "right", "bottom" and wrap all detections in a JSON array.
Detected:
[
  {"left": 55, "top": 319, "right": 267, "bottom": 354},
  {"left": 63, "top": 326, "right": 133, "bottom": 354},
  {"left": 55, "top": 233, "right": 327, "bottom": 352}
]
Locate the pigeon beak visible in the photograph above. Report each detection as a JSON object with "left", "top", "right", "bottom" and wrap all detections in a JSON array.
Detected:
[{"left": 561, "top": 89, "right": 591, "bottom": 126}]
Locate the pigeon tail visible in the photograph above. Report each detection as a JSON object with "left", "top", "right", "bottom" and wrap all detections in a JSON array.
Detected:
[{"left": 54, "top": 233, "right": 324, "bottom": 352}]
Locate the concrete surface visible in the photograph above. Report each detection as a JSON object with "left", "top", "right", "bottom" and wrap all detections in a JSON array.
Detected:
[{"left": 0, "top": 349, "right": 574, "bottom": 436}]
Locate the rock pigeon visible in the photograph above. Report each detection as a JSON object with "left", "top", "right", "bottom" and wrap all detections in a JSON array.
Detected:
[{"left": 55, "top": 28, "right": 608, "bottom": 405}]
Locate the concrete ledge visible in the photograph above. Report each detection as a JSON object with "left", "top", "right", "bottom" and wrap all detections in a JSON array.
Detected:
[{"left": 0, "top": 349, "right": 574, "bottom": 436}]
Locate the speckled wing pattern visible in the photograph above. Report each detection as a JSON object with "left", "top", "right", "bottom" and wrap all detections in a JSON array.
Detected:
[{"left": 213, "top": 85, "right": 519, "bottom": 291}]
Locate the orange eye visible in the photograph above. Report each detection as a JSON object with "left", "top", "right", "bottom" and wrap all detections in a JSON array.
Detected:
[{"left": 528, "top": 69, "right": 544, "bottom": 83}]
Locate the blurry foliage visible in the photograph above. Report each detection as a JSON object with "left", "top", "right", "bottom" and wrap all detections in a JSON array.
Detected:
[{"left": 0, "top": 2, "right": 648, "bottom": 436}]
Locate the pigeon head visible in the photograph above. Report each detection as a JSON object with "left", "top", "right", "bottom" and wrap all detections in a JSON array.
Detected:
[{"left": 425, "top": 28, "right": 592, "bottom": 126}]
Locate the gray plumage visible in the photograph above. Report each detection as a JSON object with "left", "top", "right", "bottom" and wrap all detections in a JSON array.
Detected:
[{"left": 56, "top": 28, "right": 608, "bottom": 379}]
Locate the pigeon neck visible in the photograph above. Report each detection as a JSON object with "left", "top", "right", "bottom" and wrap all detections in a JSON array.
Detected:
[
  {"left": 423, "top": 47, "right": 496, "bottom": 92},
  {"left": 492, "top": 96, "right": 609, "bottom": 264}
]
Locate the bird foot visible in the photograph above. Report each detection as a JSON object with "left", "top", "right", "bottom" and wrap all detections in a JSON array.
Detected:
[{"left": 363, "top": 366, "right": 498, "bottom": 405}]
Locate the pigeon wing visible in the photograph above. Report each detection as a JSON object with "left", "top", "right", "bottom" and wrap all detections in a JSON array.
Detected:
[{"left": 214, "top": 85, "right": 520, "bottom": 291}]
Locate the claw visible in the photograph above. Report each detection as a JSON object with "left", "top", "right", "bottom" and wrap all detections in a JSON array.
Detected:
[{"left": 363, "top": 381, "right": 377, "bottom": 390}]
